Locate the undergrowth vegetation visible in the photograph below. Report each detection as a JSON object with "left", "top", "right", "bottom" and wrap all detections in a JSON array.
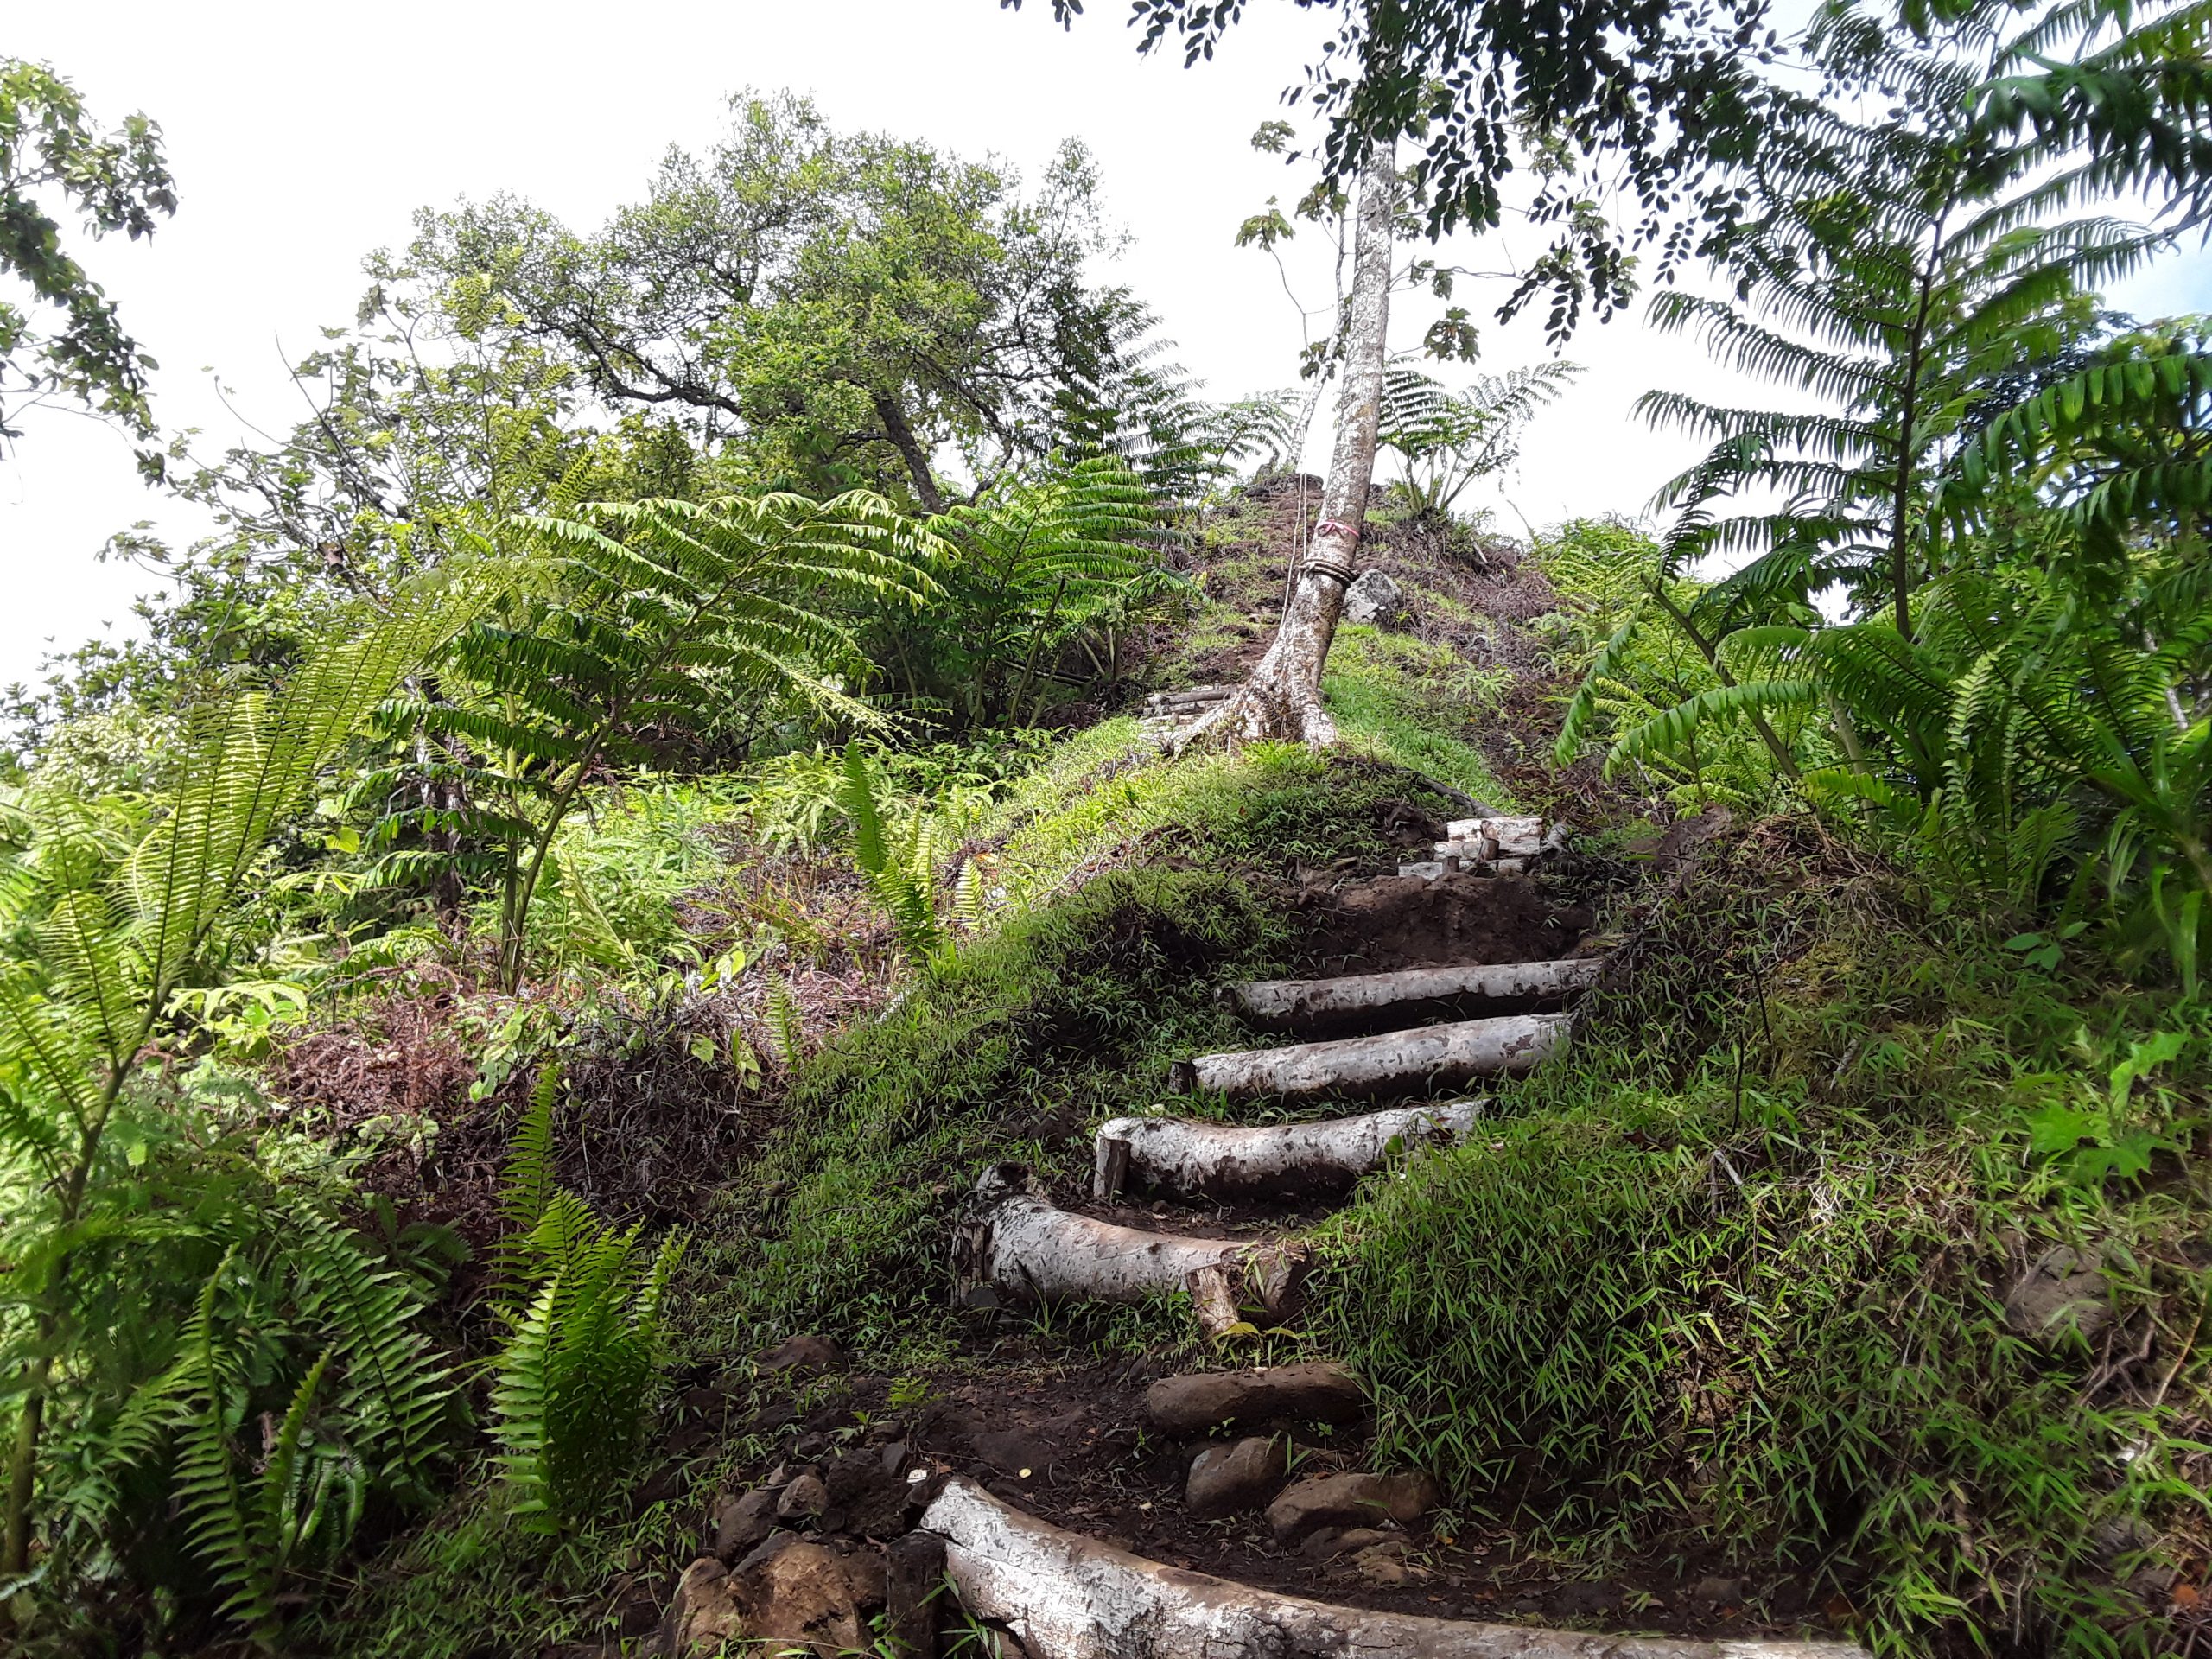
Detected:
[
  {"left": 1325, "top": 824, "right": 2209, "bottom": 1655},
  {"left": 4, "top": 2, "right": 2210, "bottom": 1651}
]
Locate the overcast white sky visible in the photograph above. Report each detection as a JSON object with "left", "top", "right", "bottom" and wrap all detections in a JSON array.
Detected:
[{"left": 3, "top": 0, "right": 2207, "bottom": 693}]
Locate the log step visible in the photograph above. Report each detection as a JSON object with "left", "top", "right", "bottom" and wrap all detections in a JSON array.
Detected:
[
  {"left": 1094, "top": 1101, "right": 1482, "bottom": 1201},
  {"left": 1396, "top": 856, "right": 1528, "bottom": 879},
  {"left": 953, "top": 1166, "right": 1303, "bottom": 1337},
  {"left": 920, "top": 1476, "right": 1865, "bottom": 1659},
  {"left": 1441, "top": 812, "right": 1545, "bottom": 853},
  {"left": 1170, "top": 1014, "right": 1569, "bottom": 1103},
  {"left": 1230, "top": 957, "right": 1599, "bottom": 1028}
]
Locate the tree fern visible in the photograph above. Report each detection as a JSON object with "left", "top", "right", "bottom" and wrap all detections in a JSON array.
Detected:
[
  {"left": 1377, "top": 359, "right": 1580, "bottom": 518},
  {"left": 912, "top": 455, "right": 1183, "bottom": 728},
  {"left": 369, "top": 490, "right": 943, "bottom": 990},
  {"left": 1638, "top": 0, "right": 2195, "bottom": 634}
]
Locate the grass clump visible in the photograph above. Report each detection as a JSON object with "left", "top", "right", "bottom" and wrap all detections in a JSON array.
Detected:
[
  {"left": 1320, "top": 822, "right": 2209, "bottom": 1657},
  {"left": 683, "top": 742, "right": 1470, "bottom": 1362},
  {"left": 684, "top": 862, "right": 1282, "bottom": 1358}
]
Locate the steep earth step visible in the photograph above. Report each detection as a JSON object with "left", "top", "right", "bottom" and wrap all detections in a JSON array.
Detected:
[
  {"left": 1230, "top": 957, "right": 1599, "bottom": 1029},
  {"left": 954, "top": 1165, "right": 1305, "bottom": 1338},
  {"left": 1094, "top": 1100, "right": 1483, "bottom": 1202},
  {"left": 1172, "top": 1013, "right": 1570, "bottom": 1102},
  {"left": 921, "top": 1477, "right": 1863, "bottom": 1659}
]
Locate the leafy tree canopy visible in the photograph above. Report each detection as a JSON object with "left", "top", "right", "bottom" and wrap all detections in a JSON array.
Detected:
[
  {"left": 1011, "top": 0, "right": 1774, "bottom": 340},
  {"left": 0, "top": 59, "right": 175, "bottom": 452},
  {"left": 397, "top": 92, "right": 1142, "bottom": 512}
]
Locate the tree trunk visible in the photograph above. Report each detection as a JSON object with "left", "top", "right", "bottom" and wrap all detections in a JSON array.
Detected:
[
  {"left": 1093, "top": 1100, "right": 1483, "bottom": 1202},
  {"left": 952, "top": 1166, "right": 1305, "bottom": 1336},
  {"left": 919, "top": 1478, "right": 1866, "bottom": 1659},
  {"left": 1190, "top": 143, "right": 1395, "bottom": 750},
  {"left": 1229, "top": 957, "right": 1599, "bottom": 1030},
  {"left": 874, "top": 390, "right": 945, "bottom": 514},
  {"left": 1170, "top": 1013, "right": 1569, "bottom": 1102}
]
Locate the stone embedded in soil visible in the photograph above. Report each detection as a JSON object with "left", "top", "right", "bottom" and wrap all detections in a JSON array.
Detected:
[
  {"left": 776, "top": 1471, "right": 830, "bottom": 1524},
  {"left": 2004, "top": 1245, "right": 2113, "bottom": 1348},
  {"left": 710, "top": 1488, "right": 779, "bottom": 1560},
  {"left": 1185, "top": 1436, "right": 1290, "bottom": 1519},
  {"left": 1266, "top": 1471, "right": 1440, "bottom": 1544},
  {"left": 1343, "top": 568, "right": 1409, "bottom": 626},
  {"left": 757, "top": 1333, "right": 845, "bottom": 1376},
  {"left": 657, "top": 1556, "right": 741, "bottom": 1656},
  {"left": 724, "top": 1532, "right": 887, "bottom": 1659},
  {"left": 1145, "top": 1362, "right": 1366, "bottom": 1433},
  {"left": 1351, "top": 1540, "right": 1427, "bottom": 1586}
]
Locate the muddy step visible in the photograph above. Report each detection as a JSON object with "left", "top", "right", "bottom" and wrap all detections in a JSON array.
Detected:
[
  {"left": 1230, "top": 957, "right": 1599, "bottom": 1030},
  {"left": 1145, "top": 1363, "right": 1368, "bottom": 1432},
  {"left": 1171, "top": 1014, "right": 1569, "bottom": 1103},
  {"left": 953, "top": 1165, "right": 1304, "bottom": 1338},
  {"left": 1094, "top": 1101, "right": 1482, "bottom": 1202},
  {"left": 920, "top": 1477, "right": 1863, "bottom": 1659}
]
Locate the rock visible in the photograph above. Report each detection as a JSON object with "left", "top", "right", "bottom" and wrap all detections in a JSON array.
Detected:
[
  {"left": 776, "top": 1471, "right": 830, "bottom": 1525},
  {"left": 1144, "top": 1363, "right": 1366, "bottom": 1433},
  {"left": 823, "top": 1447, "right": 917, "bottom": 1538},
  {"left": 1265, "top": 1471, "right": 1439, "bottom": 1544},
  {"left": 631, "top": 1460, "right": 685, "bottom": 1515},
  {"left": 2005, "top": 1246, "right": 2114, "bottom": 1349},
  {"left": 727, "top": 1533, "right": 887, "bottom": 1659},
  {"left": 657, "top": 1556, "right": 741, "bottom": 1656},
  {"left": 710, "top": 1488, "right": 779, "bottom": 1560},
  {"left": 1185, "top": 1437, "right": 1289, "bottom": 1519},
  {"left": 1299, "top": 1526, "right": 1344, "bottom": 1560},
  {"left": 758, "top": 1334, "right": 845, "bottom": 1376},
  {"left": 1351, "top": 1541, "right": 1426, "bottom": 1586},
  {"left": 1343, "top": 569, "right": 1408, "bottom": 627}
]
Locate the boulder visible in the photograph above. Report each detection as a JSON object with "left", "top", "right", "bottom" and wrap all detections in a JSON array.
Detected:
[
  {"left": 776, "top": 1471, "right": 830, "bottom": 1525},
  {"left": 2005, "top": 1245, "right": 2114, "bottom": 1348},
  {"left": 656, "top": 1556, "right": 741, "bottom": 1656},
  {"left": 1144, "top": 1363, "right": 1366, "bottom": 1433},
  {"left": 1185, "top": 1436, "right": 1290, "bottom": 1520},
  {"left": 727, "top": 1533, "right": 887, "bottom": 1659},
  {"left": 758, "top": 1334, "right": 845, "bottom": 1376},
  {"left": 1265, "top": 1471, "right": 1439, "bottom": 1544},
  {"left": 710, "top": 1487, "right": 779, "bottom": 1560},
  {"left": 1343, "top": 569, "right": 1408, "bottom": 627}
]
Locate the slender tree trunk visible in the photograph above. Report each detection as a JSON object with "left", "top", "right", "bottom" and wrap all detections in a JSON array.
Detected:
[
  {"left": 873, "top": 391, "right": 945, "bottom": 514},
  {"left": 1190, "top": 143, "right": 1395, "bottom": 750}
]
